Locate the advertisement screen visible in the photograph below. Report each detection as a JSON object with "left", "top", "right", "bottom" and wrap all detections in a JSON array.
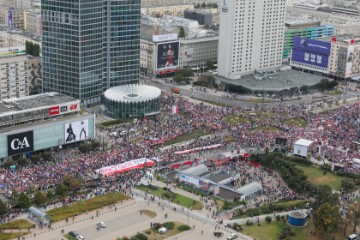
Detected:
[
  {"left": 7, "top": 131, "right": 33, "bottom": 156},
  {"left": 181, "top": 174, "right": 199, "bottom": 186},
  {"left": 156, "top": 41, "right": 179, "bottom": 70},
  {"left": 291, "top": 49, "right": 329, "bottom": 68},
  {"left": 64, "top": 119, "right": 88, "bottom": 144},
  {"left": 293, "top": 37, "right": 331, "bottom": 55},
  {"left": 346, "top": 45, "right": 360, "bottom": 77},
  {"left": 8, "top": 9, "right": 12, "bottom": 28}
]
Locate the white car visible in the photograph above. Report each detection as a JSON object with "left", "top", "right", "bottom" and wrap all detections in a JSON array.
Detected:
[
  {"left": 97, "top": 222, "right": 106, "bottom": 228},
  {"left": 76, "top": 236, "right": 85, "bottom": 240},
  {"left": 227, "top": 233, "right": 238, "bottom": 240}
]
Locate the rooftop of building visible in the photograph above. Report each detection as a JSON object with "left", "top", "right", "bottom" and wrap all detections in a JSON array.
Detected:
[
  {"left": 0, "top": 24, "right": 41, "bottom": 42},
  {"left": 285, "top": 16, "right": 321, "bottom": 28},
  {"left": 141, "top": 15, "right": 218, "bottom": 41},
  {"left": 320, "top": 34, "right": 360, "bottom": 44},
  {"left": 0, "top": 111, "right": 91, "bottom": 134},
  {"left": 184, "top": 8, "right": 212, "bottom": 15},
  {"left": 0, "top": 92, "right": 78, "bottom": 115},
  {"left": 142, "top": 3, "right": 193, "bottom": 7}
]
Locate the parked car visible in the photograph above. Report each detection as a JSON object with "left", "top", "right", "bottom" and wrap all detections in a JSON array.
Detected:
[
  {"left": 97, "top": 222, "right": 106, "bottom": 228},
  {"left": 227, "top": 233, "right": 238, "bottom": 240},
  {"left": 69, "top": 231, "right": 85, "bottom": 240}
]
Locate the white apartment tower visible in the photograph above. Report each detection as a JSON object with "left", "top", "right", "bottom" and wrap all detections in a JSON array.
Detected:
[
  {"left": 217, "top": 0, "right": 286, "bottom": 80},
  {"left": 0, "top": 55, "right": 29, "bottom": 100}
]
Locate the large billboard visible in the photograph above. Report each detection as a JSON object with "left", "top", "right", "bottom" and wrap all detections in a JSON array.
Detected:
[
  {"left": 156, "top": 41, "right": 179, "bottom": 70},
  {"left": 346, "top": 45, "right": 360, "bottom": 77},
  {"left": 7, "top": 131, "right": 33, "bottom": 156},
  {"left": 291, "top": 37, "right": 331, "bottom": 69},
  {"left": 8, "top": 9, "right": 12, "bottom": 29},
  {"left": 64, "top": 119, "right": 88, "bottom": 143},
  {"left": 293, "top": 37, "right": 331, "bottom": 55}
]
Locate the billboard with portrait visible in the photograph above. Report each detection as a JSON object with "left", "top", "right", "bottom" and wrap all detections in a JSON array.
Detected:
[
  {"left": 64, "top": 119, "right": 88, "bottom": 144},
  {"left": 291, "top": 37, "right": 331, "bottom": 69},
  {"left": 8, "top": 9, "right": 12, "bottom": 29},
  {"left": 345, "top": 45, "right": 360, "bottom": 77},
  {"left": 156, "top": 41, "right": 179, "bottom": 70}
]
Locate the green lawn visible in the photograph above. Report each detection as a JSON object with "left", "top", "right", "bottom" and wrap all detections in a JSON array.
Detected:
[
  {"left": 242, "top": 221, "right": 305, "bottom": 240},
  {"left": 284, "top": 117, "right": 308, "bottom": 128},
  {"left": 47, "top": 192, "right": 131, "bottom": 222},
  {"left": 251, "top": 126, "right": 280, "bottom": 132},
  {"left": 142, "top": 221, "right": 189, "bottom": 240},
  {"left": 136, "top": 185, "right": 203, "bottom": 210},
  {"left": 354, "top": 197, "right": 360, "bottom": 203},
  {"left": 0, "top": 219, "right": 35, "bottom": 230},
  {"left": 296, "top": 165, "right": 346, "bottom": 190},
  {"left": 64, "top": 234, "right": 77, "bottom": 240},
  {"left": 162, "top": 128, "right": 207, "bottom": 146},
  {"left": 0, "top": 232, "right": 30, "bottom": 240},
  {"left": 222, "top": 115, "right": 248, "bottom": 125}
]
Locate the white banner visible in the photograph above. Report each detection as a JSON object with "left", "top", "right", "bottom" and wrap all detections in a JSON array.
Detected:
[
  {"left": 174, "top": 144, "right": 222, "bottom": 155},
  {"left": 95, "top": 158, "right": 155, "bottom": 176}
]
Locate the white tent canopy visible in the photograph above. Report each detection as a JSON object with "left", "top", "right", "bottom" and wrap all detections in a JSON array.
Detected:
[{"left": 294, "top": 139, "right": 313, "bottom": 157}]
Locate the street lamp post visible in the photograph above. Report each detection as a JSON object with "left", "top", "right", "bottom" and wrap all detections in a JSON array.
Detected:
[{"left": 57, "top": 139, "right": 63, "bottom": 162}]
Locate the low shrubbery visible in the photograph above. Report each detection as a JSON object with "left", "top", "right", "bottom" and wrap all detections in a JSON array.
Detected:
[
  {"left": 0, "top": 219, "right": 35, "bottom": 230},
  {"left": 79, "top": 140, "right": 100, "bottom": 153},
  {"left": 48, "top": 192, "right": 130, "bottom": 222},
  {"left": 162, "top": 222, "right": 175, "bottom": 230},
  {"left": 177, "top": 224, "right": 191, "bottom": 231},
  {"left": 223, "top": 200, "right": 247, "bottom": 210},
  {"left": 232, "top": 200, "right": 308, "bottom": 219},
  {"left": 265, "top": 216, "right": 272, "bottom": 223}
]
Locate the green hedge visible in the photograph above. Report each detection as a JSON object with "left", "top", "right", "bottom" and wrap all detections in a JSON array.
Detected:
[
  {"left": 177, "top": 225, "right": 191, "bottom": 232},
  {"left": 162, "top": 222, "right": 175, "bottom": 230}
]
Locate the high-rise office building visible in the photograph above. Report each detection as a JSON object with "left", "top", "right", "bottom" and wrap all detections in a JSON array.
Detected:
[
  {"left": 41, "top": 0, "right": 140, "bottom": 106},
  {"left": 217, "top": 0, "right": 286, "bottom": 80}
]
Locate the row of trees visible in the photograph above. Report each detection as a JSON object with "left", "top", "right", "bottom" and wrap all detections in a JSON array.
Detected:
[
  {"left": 251, "top": 152, "right": 360, "bottom": 238},
  {"left": 25, "top": 41, "right": 40, "bottom": 57},
  {"left": 0, "top": 174, "right": 83, "bottom": 214},
  {"left": 3, "top": 152, "right": 53, "bottom": 168}
]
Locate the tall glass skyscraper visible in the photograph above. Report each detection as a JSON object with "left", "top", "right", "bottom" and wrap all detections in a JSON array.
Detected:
[{"left": 41, "top": 0, "right": 140, "bottom": 106}]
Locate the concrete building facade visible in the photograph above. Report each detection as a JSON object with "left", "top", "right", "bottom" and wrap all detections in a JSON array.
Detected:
[
  {"left": 140, "top": 36, "right": 218, "bottom": 76},
  {"left": 141, "top": 4, "right": 194, "bottom": 17},
  {"left": 0, "top": 29, "right": 41, "bottom": 48},
  {"left": 329, "top": 36, "right": 360, "bottom": 79},
  {"left": 0, "top": 54, "right": 29, "bottom": 100},
  {"left": 217, "top": 0, "right": 286, "bottom": 80},
  {"left": 184, "top": 9, "right": 213, "bottom": 25},
  {"left": 24, "top": 11, "right": 41, "bottom": 36}
]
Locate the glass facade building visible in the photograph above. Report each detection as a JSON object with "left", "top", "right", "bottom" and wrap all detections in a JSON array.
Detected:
[{"left": 41, "top": 0, "right": 141, "bottom": 106}]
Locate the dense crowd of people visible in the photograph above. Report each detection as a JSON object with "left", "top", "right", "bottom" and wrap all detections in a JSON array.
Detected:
[{"left": 0, "top": 93, "right": 359, "bottom": 200}]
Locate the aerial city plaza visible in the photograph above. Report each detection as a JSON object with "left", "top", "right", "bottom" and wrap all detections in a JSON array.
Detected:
[{"left": 0, "top": 0, "right": 360, "bottom": 240}]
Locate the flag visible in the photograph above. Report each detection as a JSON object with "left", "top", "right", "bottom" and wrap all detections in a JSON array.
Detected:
[{"left": 171, "top": 105, "right": 179, "bottom": 114}]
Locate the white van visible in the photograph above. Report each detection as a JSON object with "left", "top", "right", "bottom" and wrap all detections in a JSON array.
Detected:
[{"left": 348, "top": 234, "right": 360, "bottom": 240}]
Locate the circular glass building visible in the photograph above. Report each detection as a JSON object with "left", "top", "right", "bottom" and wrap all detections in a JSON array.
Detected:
[{"left": 103, "top": 84, "right": 161, "bottom": 120}]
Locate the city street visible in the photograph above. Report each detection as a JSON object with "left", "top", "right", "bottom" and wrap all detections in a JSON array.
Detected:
[{"left": 27, "top": 196, "right": 249, "bottom": 240}]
